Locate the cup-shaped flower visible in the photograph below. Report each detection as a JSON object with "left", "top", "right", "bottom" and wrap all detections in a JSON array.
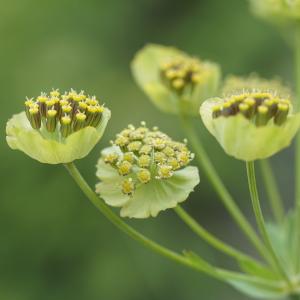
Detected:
[
  {"left": 131, "top": 44, "right": 221, "bottom": 116},
  {"left": 249, "top": 0, "right": 300, "bottom": 26},
  {"left": 6, "top": 89, "right": 111, "bottom": 164},
  {"left": 96, "top": 122, "right": 200, "bottom": 218},
  {"left": 200, "top": 91, "right": 300, "bottom": 161}
]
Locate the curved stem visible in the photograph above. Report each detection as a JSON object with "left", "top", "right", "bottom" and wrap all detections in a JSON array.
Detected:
[
  {"left": 63, "top": 162, "right": 278, "bottom": 288},
  {"left": 64, "top": 162, "right": 188, "bottom": 267},
  {"left": 246, "top": 161, "right": 291, "bottom": 284},
  {"left": 64, "top": 162, "right": 235, "bottom": 281},
  {"left": 259, "top": 159, "right": 285, "bottom": 223},
  {"left": 294, "top": 26, "right": 300, "bottom": 272},
  {"left": 179, "top": 114, "right": 271, "bottom": 265},
  {"left": 174, "top": 206, "right": 267, "bottom": 269}
]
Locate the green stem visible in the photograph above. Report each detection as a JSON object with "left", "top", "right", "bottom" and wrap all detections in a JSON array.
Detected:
[
  {"left": 259, "top": 159, "right": 285, "bottom": 223},
  {"left": 174, "top": 206, "right": 267, "bottom": 269},
  {"left": 179, "top": 114, "right": 271, "bottom": 265},
  {"left": 295, "top": 26, "right": 300, "bottom": 272},
  {"left": 64, "top": 162, "right": 188, "bottom": 267},
  {"left": 63, "top": 162, "right": 277, "bottom": 287},
  {"left": 246, "top": 161, "right": 291, "bottom": 284},
  {"left": 63, "top": 162, "right": 235, "bottom": 280}
]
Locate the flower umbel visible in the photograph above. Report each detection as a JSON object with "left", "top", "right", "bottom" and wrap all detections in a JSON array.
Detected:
[
  {"left": 131, "top": 44, "right": 220, "bottom": 116},
  {"left": 200, "top": 90, "right": 300, "bottom": 161},
  {"left": 160, "top": 56, "right": 210, "bottom": 96},
  {"left": 96, "top": 122, "right": 199, "bottom": 218},
  {"left": 6, "top": 89, "right": 111, "bottom": 164}
]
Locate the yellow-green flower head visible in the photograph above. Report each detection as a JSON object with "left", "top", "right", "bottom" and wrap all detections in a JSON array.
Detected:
[
  {"left": 200, "top": 91, "right": 300, "bottom": 161},
  {"left": 222, "top": 74, "right": 291, "bottom": 98},
  {"left": 131, "top": 44, "right": 221, "bottom": 116},
  {"left": 6, "top": 88, "right": 111, "bottom": 164},
  {"left": 96, "top": 122, "right": 199, "bottom": 218},
  {"left": 249, "top": 0, "right": 300, "bottom": 25}
]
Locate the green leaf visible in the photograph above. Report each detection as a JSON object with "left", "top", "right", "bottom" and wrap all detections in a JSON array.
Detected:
[
  {"left": 185, "top": 251, "right": 287, "bottom": 299},
  {"left": 239, "top": 259, "right": 281, "bottom": 281},
  {"left": 266, "top": 211, "right": 298, "bottom": 275}
]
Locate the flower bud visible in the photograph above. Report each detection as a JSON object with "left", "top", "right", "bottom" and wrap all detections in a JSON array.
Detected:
[
  {"left": 131, "top": 44, "right": 221, "bottom": 116},
  {"left": 6, "top": 88, "right": 111, "bottom": 164},
  {"left": 96, "top": 122, "right": 199, "bottom": 218}
]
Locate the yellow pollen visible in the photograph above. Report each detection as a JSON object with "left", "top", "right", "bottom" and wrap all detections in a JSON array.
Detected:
[{"left": 76, "top": 112, "right": 86, "bottom": 121}]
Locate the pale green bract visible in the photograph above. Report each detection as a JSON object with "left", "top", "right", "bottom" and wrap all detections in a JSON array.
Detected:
[
  {"left": 6, "top": 108, "right": 111, "bottom": 164},
  {"left": 95, "top": 147, "right": 200, "bottom": 218},
  {"left": 131, "top": 44, "right": 221, "bottom": 116},
  {"left": 249, "top": 0, "right": 300, "bottom": 25},
  {"left": 200, "top": 98, "right": 300, "bottom": 161}
]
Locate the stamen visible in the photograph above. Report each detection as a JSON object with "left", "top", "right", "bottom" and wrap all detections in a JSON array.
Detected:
[
  {"left": 46, "top": 109, "right": 58, "bottom": 132},
  {"left": 122, "top": 178, "right": 135, "bottom": 195},
  {"left": 104, "top": 124, "right": 194, "bottom": 195},
  {"left": 212, "top": 91, "right": 291, "bottom": 127}
]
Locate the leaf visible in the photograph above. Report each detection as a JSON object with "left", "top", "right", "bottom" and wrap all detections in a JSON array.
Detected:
[
  {"left": 184, "top": 251, "right": 287, "bottom": 299},
  {"left": 266, "top": 211, "right": 298, "bottom": 275}
]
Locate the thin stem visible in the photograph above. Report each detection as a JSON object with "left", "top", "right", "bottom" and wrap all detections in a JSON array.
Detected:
[
  {"left": 63, "top": 162, "right": 279, "bottom": 287},
  {"left": 174, "top": 206, "right": 267, "bottom": 269},
  {"left": 179, "top": 114, "right": 272, "bottom": 265},
  {"left": 294, "top": 26, "right": 300, "bottom": 272},
  {"left": 259, "top": 159, "right": 285, "bottom": 223},
  {"left": 63, "top": 162, "right": 234, "bottom": 280},
  {"left": 246, "top": 161, "right": 291, "bottom": 284},
  {"left": 64, "top": 162, "right": 188, "bottom": 267}
]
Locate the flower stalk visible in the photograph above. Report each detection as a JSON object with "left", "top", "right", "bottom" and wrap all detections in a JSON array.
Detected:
[
  {"left": 259, "top": 159, "right": 285, "bottom": 223},
  {"left": 174, "top": 206, "right": 268, "bottom": 269},
  {"left": 295, "top": 26, "right": 300, "bottom": 272},
  {"left": 246, "top": 161, "right": 291, "bottom": 284},
  {"left": 65, "top": 161, "right": 290, "bottom": 297},
  {"left": 64, "top": 162, "right": 280, "bottom": 289},
  {"left": 178, "top": 111, "right": 272, "bottom": 265}
]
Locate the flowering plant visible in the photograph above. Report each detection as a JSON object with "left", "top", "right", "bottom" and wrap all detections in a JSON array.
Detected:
[{"left": 6, "top": 3, "right": 300, "bottom": 300}]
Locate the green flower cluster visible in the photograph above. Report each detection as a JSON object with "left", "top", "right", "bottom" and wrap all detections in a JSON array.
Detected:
[
  {"left": 131, "top": 44, "right": 220, "bottom": 116},
  {"left": 201, "top": 90, "right": 300, "bottom": 161},
  {"left": 103, "top": 122, "right": 194, "bottom": 195},
  {"left": 160, "top": 56, "right": 211, "bottom": 95},
  {"left": 212, "top": 92, "right": 291, "bottom": 127},
  {"left": 6, "top": 88, "right": 111, "bottom": 164},
  {"left": 25, "top": 89, "right": 104, "bottom": 138}
]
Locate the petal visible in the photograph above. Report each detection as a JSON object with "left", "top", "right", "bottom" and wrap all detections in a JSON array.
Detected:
[
  {"left": 121, "top": 166, "right": 200, "bottom": 218},
  {"left": 131, "top": 43, "right": 184, "bottom": 87},
  {"left": 96, "top": 157, "right": 200, "bottom": 219},
  {"left": 6, "top": 109, "right": 111, "bottom": 164},
  {"left": 144, "top": 82, "right": 179, "bottom": 114},
  {"left": 200, "top": 98, "right": 300, "bottom": 161},
  {"left": 131, "top": 44, "right": 184, "bottom": 114}
]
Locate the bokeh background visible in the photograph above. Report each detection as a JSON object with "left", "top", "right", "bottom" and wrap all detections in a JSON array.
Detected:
[{"left": 0, "top": 0, "right": 296, "bottom": 299}]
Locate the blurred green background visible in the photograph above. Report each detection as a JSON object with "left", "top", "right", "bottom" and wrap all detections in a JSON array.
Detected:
[{"left": 0, "top": 0, "right": 296, "bottom": 299}]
